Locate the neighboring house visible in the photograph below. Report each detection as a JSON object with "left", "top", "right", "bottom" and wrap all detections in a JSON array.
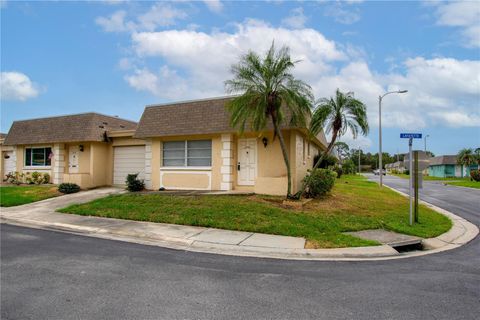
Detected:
[
  {"left": 3, "top": 96, "right": 327, "bottom": 195},
  {"left": 385, "top": 161, "right": 405, "bottom": 173},
  {"left": 428, "top": 155, "right": 476, "bottom": 178},
  {"left": 1, "top": 133, "right": 15, "bottom": 180},
  {"left": 2, "top": 113, "right": 138, "bottom": 188},
  {"left": 133, "top": 97, "right": 327, "bottom": 195}
]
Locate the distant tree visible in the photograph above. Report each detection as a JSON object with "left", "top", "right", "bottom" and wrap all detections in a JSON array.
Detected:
[
  {"left": 334, "top": 141, "right": 350, "bottom": 163},
  {"left": 457, "top": 148, "right": 476, "bottom": 169},
  {"left": 474, "top": 148, "right": 480, "bottom": 168}
]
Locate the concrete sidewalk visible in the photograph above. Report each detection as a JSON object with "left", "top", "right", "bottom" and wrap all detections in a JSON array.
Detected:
[{"left": 1, "top": 188, "right": 478, "bottom": 261}]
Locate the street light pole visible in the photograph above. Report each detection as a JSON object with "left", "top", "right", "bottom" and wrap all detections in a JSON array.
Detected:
[
  {"left": 424, "top": 134, "right": 430, "bottom": 153},
  {"left": 378, "top": 90, "right": 408, "bottom": 187}
]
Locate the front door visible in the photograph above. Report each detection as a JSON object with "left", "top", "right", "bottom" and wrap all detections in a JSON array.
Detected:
[
  {"left": 69, "top": 146, "right": 79, "bottom": 174},
  {"left": 237, "top": 138, "right": 257, "bottom": 185}
]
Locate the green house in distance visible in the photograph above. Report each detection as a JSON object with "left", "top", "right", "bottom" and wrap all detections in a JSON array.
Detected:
[{"left": 428, "top": 155, "right": 477, "bottom": 178}]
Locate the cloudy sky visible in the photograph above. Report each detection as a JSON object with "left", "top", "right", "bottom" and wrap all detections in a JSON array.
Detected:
[{"left": 1, "top": 0, "right": 479, "bottom": 155}]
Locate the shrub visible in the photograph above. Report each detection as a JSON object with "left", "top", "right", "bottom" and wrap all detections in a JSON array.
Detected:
[
  {"left": 342, "top": 159, "right": 356, "bottom": 174},
  {"left": 333, "top": 166, "right": 343, "bottom": 178},
  {"left": 58, "top": 183, "right": 80, "bottom": 194},
  {"left": 404, "top": 169, "right": 410, "bottom": 175},
  {"left": 126, "top": 173, "right": 145, "bottom": 192},
  {"left": 43, "top": 173, "right": 51, "bottom": 184},
  {"left": 470, "top": 170, "right": 480, "bottom": 182},
  {"left": 6, "top": 171, "right": 23, "bottom": 185},
  {"left": 31, "top": 171, "right": 43, "bottom": 184},
  {"left": 302, "top": 168, "right": 336, "bottom": 198}
]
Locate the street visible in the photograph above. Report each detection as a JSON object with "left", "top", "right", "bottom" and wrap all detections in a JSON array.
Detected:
[{"left": 1, "top": 176, "right": 479, "bottom": 320}]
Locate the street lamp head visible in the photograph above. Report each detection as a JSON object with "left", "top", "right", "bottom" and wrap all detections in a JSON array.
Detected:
[{"left": 398, "top": 90, "right": 408, "bottom": 93}]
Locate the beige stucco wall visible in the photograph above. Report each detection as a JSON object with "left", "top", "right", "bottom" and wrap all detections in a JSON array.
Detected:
[
  {"left": 9, "top": 141, "right": 113, "bottom": 189},
  {"left": 12, "top": 144, "right": 55, "bottom": 183},
  {"left": 162, "top": 172, "right": 211, "bottom": 189},
  {"left": 232, "top": 130, "right": 290, "bottom": 195},
  {"left": 146, "top": 129, "right": 323, "bottom": 195},
  {"left": 148, "top": 134, "right": 222, "bottom": 191},
  {"left": 112, "top": 137, "right": 146, "bottom": 147}
]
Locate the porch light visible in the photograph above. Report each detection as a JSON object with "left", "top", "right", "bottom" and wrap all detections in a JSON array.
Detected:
[{"left": 262, "top": 137, "right": 268, "bottom": 148}]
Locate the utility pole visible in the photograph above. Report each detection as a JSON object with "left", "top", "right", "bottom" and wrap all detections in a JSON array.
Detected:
[{"left": 358, "top": 149, "right": 361, "bottom": 174}]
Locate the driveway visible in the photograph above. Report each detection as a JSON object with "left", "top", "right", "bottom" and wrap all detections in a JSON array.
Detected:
[{"left": 1, "top": 178, "right": 479, "bottom": 319}]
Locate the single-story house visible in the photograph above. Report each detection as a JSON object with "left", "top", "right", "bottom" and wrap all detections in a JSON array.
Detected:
[
  {"left": 3, "top": 96, "right": 327, "bottom": 195},
  {"left": 428, "top": 155, "right": 476, "bottom": 178},
  {"left": 385, "top": 161, "right": 405, "bottom": 173},
  {"left": 132, "top": 96, "right": 327, "bottom": 195},
  {"left": 2, "top": 113, "right": 138, "bottom": 188}
]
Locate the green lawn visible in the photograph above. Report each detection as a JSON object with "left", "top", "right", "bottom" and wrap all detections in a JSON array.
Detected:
[
  {"left": 445, "top": 180, "right": 480, "bottom": 189},
  {"left": 58, "top": 175, "right": 451, "bottom": 248},
  {"left": 0, "top": 185, "right": 61, "bottom": 207}
]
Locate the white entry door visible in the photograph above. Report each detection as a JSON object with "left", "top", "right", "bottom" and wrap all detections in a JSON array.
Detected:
[
  {"left": 237, "top": 138, "right": 257, "bottom": 185},
  {"left": 69, "top": 146, "right": 79, "bottom": 174},
  {"left": 3, "top": 151, "right": 15, "bottom": 178}
]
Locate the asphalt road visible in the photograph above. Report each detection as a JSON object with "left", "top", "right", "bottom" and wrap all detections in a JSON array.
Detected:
[
  {"left": 366, "top": 173, "right": 480, "bottom": 225},
  {"left": 2, "top": 176, "right": 479, "bottom": 320}
]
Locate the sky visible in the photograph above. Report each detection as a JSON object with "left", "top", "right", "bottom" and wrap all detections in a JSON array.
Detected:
[{"left": 1, "top": 0, "right": 479, "bottom": 156}]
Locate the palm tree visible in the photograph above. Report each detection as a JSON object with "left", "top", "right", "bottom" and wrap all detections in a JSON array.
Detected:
[
  {"left": 299, "top": 89, "right": 369, "bottom": 197},
  {"left": 225, "top": 43, "right": 314, "bottom": 198},
  {"left": 457, "top": 148, "right": 476, "bottom": 175}
]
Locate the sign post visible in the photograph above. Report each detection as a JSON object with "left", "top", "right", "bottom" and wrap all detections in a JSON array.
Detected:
[
  {"left": 414, "top": 150, "right": 419, "bottom": 223},
  {"left": 400, "top": 133, "right": 422, "bottom": 226}
]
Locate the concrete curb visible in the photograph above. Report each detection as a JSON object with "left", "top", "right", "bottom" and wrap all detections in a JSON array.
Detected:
[
  {"left": 383, "top": 185, "right": 478, "bottom": 252},
  {"left": 1, "top": 187, "right": 478, "bottom": 261}
]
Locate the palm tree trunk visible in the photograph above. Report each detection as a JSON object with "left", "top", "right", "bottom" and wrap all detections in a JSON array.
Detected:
[
  {"left": 296, "top": 129, "right": 339, "bottom": 199},
  {"left": 271, "top": 116, "right": 292, "bottom": 198}
]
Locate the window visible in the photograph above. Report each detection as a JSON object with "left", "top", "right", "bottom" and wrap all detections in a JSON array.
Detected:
[
  {"left": 163, "top": 140, "right": 211, "bottom": 167},
  {"left": 25, "top": 147, "right": 52, "bottom": 167}
]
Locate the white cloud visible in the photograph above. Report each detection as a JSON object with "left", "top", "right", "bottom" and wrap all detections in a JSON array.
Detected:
[
  {"left": 435, "top": 1, "right": 480, "bottom": 48},
  {"left": 203, "top": 0, "right": 223, "bottom": 13},
  {"left": 95, "top": 10, "right": 133, "bottom": 32},
  {"left": 0, "top": 71, "right": 40, "bottom": 101},
  {"left": 324, "top": 3, "right": 361, "bottom": 25},
  {"left": 137, "top": 3, "right": 187, "bottom": 31},
  {"left": 281, "top": 7, "right": 307, "bottom": 29},
  {"left": 126, "top": 19, "right": 345, "bottom": 100},
  {"left": 96, "top": 4, "right": 187, "bottom": 33},
  {"left": 429, "top": 111, "right": 480, "bottom": 127},
  {"left": 115, "top": 17, "right": 479, "bottom": 130}
]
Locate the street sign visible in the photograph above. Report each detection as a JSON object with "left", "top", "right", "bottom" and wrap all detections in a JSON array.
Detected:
[{"left": 400, "top": 133, "right": 422, "bottom": 139}]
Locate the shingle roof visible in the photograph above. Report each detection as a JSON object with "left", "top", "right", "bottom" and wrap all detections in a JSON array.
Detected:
[
  {"left": 429, "top": 155, "right": 458, "bottom": 166},
  {"left": 4, "top": 113, "right": 137, "bottom": 145},
  {"left": 134, "top": 96, "right": 311, "bottom": 139},
  {"left": 134, "top": 97, "right": 235, "bottom": 138}
]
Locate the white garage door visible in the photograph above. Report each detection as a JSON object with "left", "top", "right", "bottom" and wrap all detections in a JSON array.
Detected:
[
  {"left": 113, "top": 146, "right": 146, "bottom": 185},
  {"left": 3, "top": 151, "right": 15, "bottom": 178}
]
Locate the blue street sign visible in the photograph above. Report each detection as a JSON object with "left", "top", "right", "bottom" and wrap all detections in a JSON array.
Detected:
[{"left": 400, "top": 133, "right": 422, "bottom": 139}]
